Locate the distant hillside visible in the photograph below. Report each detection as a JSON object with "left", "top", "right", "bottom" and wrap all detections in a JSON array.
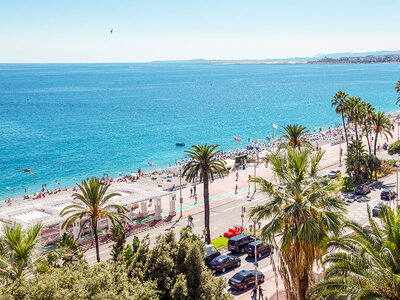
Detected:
[
  {"left": 313, "top": 50, "right": 400, "bottom": 59},
  {"left": 151, "top": 50, "right": 400, "bottom": 64},
  {"left": 309, "top": 53, "right": 400, "bottom": 64}
]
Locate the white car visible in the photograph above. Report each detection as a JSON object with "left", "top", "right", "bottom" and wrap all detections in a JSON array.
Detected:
[{"left": 327, "top": 170, "right": 341, "bottom": 179}]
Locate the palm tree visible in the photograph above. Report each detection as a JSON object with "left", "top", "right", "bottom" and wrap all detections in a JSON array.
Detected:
[
  {"left": 279, "top": 124, "right": 312, "bottom": 149},
  {"left": 360, "top": 101, "right": 375, "bottom": 154},
  {"left": 55, "top": 233, "right": 84, "bottom": 265},
  {"left": 0, "top": 223, "right": 42, "bottom": 283},
  {"left": 331, "top": 91, "right": 350, "bottom": 150},
  {"left": 396, "top": 80, "right": 400, "bottom": 104},
  {"left": 372, "top": 111, "right": 393, "bottom": 155},
  {"left": 345, "top": 96, "right": 362, "bottom": 143},
  {"left": 248, "top": 148, "right": 346, "bottom": 300},
  {"left": 183, "top": 144, "right": 228, "bottom": 244},
  {"left": 346, "top": 140, "right": 367, "bottom": 184},
  {"left": 60, "top": 177, "right": 128, "bottom": 262},
  {"left": 110, "top": 224, "right": 126, "bottom": 261},
  {"left": 307, "top": 206, "right": 400, "bottom": 299}
]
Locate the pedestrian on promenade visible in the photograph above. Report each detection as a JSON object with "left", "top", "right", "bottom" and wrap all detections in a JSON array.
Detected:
[
  {"left": 194, "top": 194, "right": 197, "bottom": 204},
  {"left": 258, "top": 286, "right": 264, "bottom": 300},
  {"left": 193, "top": 185, "right": 197, "bottom": 196},
  {"left": 251, "top": 287, "right": 257, "bottom": 300},
  {"left": 235, "top": 184, "right": 238, "bottom": 194},
  {"left": 188, "top": 215, "right": 194, "bottom": 227},
  {"left": 190, "top": 188, "right": 193, "bottom": 197},
  {"left": 236, "top": 171, "right": 239, "bottom": 181}
]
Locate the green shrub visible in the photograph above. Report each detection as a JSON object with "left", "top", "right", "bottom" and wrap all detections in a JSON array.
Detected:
[{"left": 388, "top": 141, "right": 400, "bottom": 155}]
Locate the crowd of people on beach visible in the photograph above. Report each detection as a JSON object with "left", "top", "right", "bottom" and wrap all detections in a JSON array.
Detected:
[{"left": 4, "top": 120, "right": 388, "bottom": 206}]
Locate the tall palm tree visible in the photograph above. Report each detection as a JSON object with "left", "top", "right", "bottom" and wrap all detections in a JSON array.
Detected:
[
  {"left": 345, "top": 96, "right": 362, "bottom": 143},
  {"left": 183, "top": 144, "right": 228, "bottom": 244},
  {"left": 0, "top": 223, "right": 42, "bottom": 283},
  {"left": 55, "top": 233, "right": 84, "bottom": 265},
  {"left": 307, "top": 206, "right": 400, "bottom": 299},
  {"left": 360, "top": 101, "right": 375, "bottom": 154},
  {"left": 331, "top": 91, "right": 350, "bottom": 150},
  {"left": 60, "top": 177, "right": 128, "bottom": 262},
  {"left": 346, "top": 140, "right": 367, "bottom": 184},
  {"left": 372, "top": 111, "right": 393, "bottom": 155},
  {"left": 396, "top": 80, "right": 400, "bottom": 104},
  {"left": 249, "top": 148, "right": 346, "bottom": 300},
  {"left": 279, "top": 124, "right": 312, "bottom": 149}
]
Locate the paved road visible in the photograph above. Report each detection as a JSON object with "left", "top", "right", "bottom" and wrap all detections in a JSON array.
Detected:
[{"left": 84, "top": 159, "right": 400, "bottom": 298}]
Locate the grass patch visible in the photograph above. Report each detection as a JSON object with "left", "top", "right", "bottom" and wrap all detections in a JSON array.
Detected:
[{"left": 211, "top": 236, "right": 228, "bottom": 249}]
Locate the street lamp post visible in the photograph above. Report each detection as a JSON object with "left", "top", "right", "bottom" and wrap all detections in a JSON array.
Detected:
[
  {"left": 247, "top": 175, "right": 250, "bottom": 198},
  {"left": 396, "top": 168, "right": 399, "bottom": 211},
  {"left": 252, "top": 150, "right": 259, "bottom": 199},
  {"left": 241, "top": 206, "right": 245, "bottom": 229},
  {"left": 179, "top": 167, "right": 183, "bottom": 218},
  {"left": 253, "top": 219, "right": 259, "bottom": 300}
]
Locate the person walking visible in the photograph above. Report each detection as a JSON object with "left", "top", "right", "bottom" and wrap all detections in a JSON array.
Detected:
[
  {"left": 190, "top": 187, "right": 193, "bottom": 197},
  {"left": 235, "top": 184, "right": 238, "bottom": 194},
  {"left": 236, "top": 171, "right": 239, "bottom": 181},
  {"left": 250, "top": 287, "right": 257, "bottom": 300},
  {"left": 194, "top": 194, "right": 197, "bottom": 204},
  {"left": 258, "top": 286, "right": 264, "bottom": 300},
  {"left": 188, "top": 215, "right": 194, "bottom": 227},
  {"left": 193, "top": 185, "right": 197, "bottom": 196}
]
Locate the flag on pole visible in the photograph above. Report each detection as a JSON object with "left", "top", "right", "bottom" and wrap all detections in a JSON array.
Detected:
[
  {"left": 272, "top": 123, "right": 278, "bottom": 129},
  {"left": 248, "top": 138, "right": 254, "bottom": 143}
]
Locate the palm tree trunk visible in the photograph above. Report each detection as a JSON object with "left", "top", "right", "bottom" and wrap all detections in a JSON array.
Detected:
[
  {"left": 93, "top": 221, "right": 100, "bottom": 262},
  {"left": 374, "top": 132, "right": 378, "bottom": 155},
  {"left": 342, "top": 112, "right": 349, "bottom": 151},
  {"left": 365, "top": 125, "right": 371, "bottom": 154},
  {"left": 355, "top": 122, "right": 358, "bottom": 143},
  {"left": 203, "top": 169, "right": 211, "bottom": 244},
  {"left": 298, "top": 270, "right": 309, "bottom": 300}
]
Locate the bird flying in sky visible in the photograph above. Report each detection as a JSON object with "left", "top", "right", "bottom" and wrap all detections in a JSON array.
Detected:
[
  {"left": 16, "top": 169, "right": 38, "bottom": 178},
  {"left": 110, "top": 28, "right": 113, "bottom": 34}
]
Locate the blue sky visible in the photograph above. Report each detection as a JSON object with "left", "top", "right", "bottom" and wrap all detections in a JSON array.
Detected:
[{"left": 1, "top": 0, "right": 399, "bottom": 62}]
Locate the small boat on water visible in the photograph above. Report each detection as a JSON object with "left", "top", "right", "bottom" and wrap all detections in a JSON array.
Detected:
[{"left": 176, "top": 143, "right": 185, "bottom": 147}]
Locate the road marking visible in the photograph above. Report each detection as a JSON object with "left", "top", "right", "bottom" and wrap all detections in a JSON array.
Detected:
[
  {"left": 259, "top": 265, "right": 273, "bottom": 273},
  {"left": 222, "top": 207, "right": 235, "bottom": 213},
  {"left": 210, "top": 213, "right": 218, "bottom": 217},
  {"left": 87, "top": 248, "right": 110, "bottom": 258}
]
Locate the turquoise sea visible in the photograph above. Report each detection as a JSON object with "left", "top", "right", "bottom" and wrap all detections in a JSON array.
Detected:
[{"left": 0, "top": 63, "right": 399, "bottom": 199}]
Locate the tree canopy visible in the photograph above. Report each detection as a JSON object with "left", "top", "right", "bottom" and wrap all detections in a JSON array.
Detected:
[
  {"left": 388, "top": 140, "right": 400, "bottom": 155},
  {"left": 0, "top": 230, "right": 232, "bottom": 300}
]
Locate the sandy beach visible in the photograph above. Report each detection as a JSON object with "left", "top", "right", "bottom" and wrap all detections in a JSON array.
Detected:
[{"left": 3, "top": 110, "right": 400, "bottom": 221}]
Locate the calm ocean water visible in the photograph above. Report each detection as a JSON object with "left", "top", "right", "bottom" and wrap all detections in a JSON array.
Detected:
[{"left": 0, "top": 63, "right": 399, "bottom": 199}]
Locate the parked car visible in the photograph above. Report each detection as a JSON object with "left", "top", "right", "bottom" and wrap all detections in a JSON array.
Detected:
[
  {"left": 204, "top": 244, "right": 220, "bottom": 265},
  {"left": 278, "top": 183, "right": 288, "bottom": 190},
  {"left": 209, "top": 254, "right": 241, "bottom": 272},
  {"left": 380, "top": 189, "right": 397, "bottom": 200},
  {"left": 228, "top": 270, "right": 264, "bottom": 290},
  {"left": 372, "top": 203, "right": 386, "bottom": 217},
  {"left": 245, "top": 241, "right": 273, "bottom": 258},
  {"left": 228, "top": 234, "right": 255, "bottom": 253},
  {"left": 327, "top": 170, "right": 341, "bottom": 179},
  {"left": 355, "top": 185, "right": 371, "bottom": 195}
]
